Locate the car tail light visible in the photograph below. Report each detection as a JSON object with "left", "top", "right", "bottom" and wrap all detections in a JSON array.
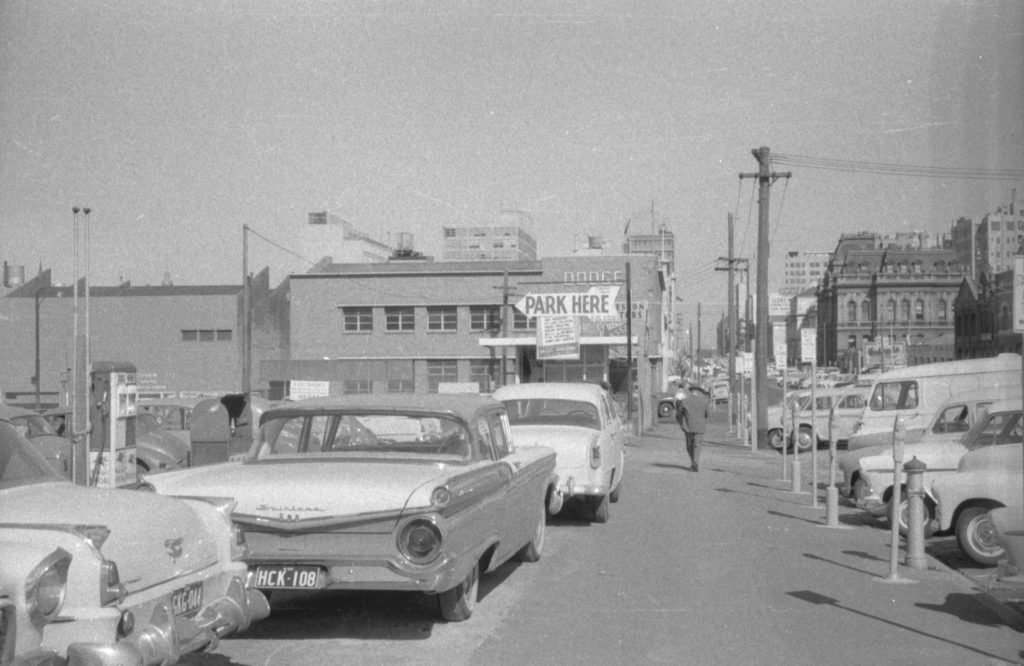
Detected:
[
  {"left": 99, "top": 560, "right": 126, "bottom": 607},
  {"left": 26, "top": 549, "right": 71, "bottom": 623},
  {"left": 230, "top": 524, "right": 249, "bottom": 561},
  {"left": 589, "top": 435, "right": 601, "bottom": 469},
  {"left": 397, "top": 519, "right": 443, "bottom": 565}
]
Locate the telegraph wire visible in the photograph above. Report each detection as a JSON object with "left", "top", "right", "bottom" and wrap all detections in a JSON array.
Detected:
[{"left": 771, "top": 153, "right": 1024, "bottom": 181}]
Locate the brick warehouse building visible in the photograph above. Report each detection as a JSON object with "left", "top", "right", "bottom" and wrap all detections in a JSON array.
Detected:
[{"left": 262, "top": 253, "right": 666, "bottom": 424}]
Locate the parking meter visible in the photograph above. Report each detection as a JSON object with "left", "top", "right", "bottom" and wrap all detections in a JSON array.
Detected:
[{"left": 88, "top": 361, "right": 138, "bottom": 487}]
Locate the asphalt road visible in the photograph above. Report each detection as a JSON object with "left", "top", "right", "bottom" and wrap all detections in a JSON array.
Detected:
[{"left": 179, "top": 406, "right": 1023, "bottom": 666}]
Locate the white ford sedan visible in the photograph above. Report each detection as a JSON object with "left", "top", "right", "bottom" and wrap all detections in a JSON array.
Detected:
[{"left": 494, "top": 382, "right": 627, "bottom": 523}]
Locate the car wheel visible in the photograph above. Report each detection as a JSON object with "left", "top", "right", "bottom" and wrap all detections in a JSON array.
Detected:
[
  {"left": 516, "top": 503, "right": 546, "bottom": 563},
  {"left": 658, "top": 401, "right": 674, "bottom": 418},
  {"left": 136, "top": 459, "right": 151, "bottom": 473},
  {"left": 955, "top": 506, "right": 1004, "bottom": 566},
  {"left": 767, "top": 429, "right": 785, "bottom": 451},
  {"left": 889, "top": 494, "right": 936, "bottom": 538},
  {"left": 852, "top": 478, "right": 869, "bottom": 503},
  {"left": 438, "top": 562, "right": 479, "bottom": 621},
  {"left": 794, "top": 426, "right": 814, "bottom": 452},
  {"left": 592, "top": 494, "right": 609, "bottom": 523}
]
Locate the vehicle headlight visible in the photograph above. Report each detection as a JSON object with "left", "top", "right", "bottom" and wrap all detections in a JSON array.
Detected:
[
  {"left": 397, "top": 519, "right": 443, "bottom": 565},
  {"left": 26, "top": 549, "right": 71, "bottom": 624}
]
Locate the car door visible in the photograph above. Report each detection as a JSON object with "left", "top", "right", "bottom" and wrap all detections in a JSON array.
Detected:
[
  {"left": 490, "top": 410, "right": 550, "bottom": 566},
  {"left": 834, "top": 391, "right": 867, "bottom": 440}
]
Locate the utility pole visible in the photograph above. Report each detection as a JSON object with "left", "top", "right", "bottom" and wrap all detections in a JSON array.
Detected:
[
  {"left": 740, "top": 146, "right": 791, "bottom": 450},
  {"left": 697, "top": 302, "right": 702, "bottom": 384}
]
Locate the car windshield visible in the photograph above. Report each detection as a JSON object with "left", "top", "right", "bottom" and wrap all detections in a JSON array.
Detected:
[
  {"left": 0, "top": 421, "right": 65, "bottom": 489},
  {"left": 501, "top": 399, "right": 601, "bottom": 430},
  {"left": 10, "top": 413, "right": 57, "bottom": 438},
  {"left": 253, "top": 412, "right": 474, "bottom": 462}
]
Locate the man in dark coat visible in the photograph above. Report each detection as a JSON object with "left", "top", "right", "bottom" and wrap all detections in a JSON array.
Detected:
[{"left": 677, "top": 383, "right": 711, "bottom": 472}]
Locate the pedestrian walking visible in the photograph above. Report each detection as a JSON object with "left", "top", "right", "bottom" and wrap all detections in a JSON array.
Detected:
[{"left": 676, "top": 383, "right": 711, "bottom": 472}]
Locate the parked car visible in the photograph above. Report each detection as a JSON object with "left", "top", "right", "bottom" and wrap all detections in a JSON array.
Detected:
[
  {"left": 839, "top": 388, "right": 1010, "bottom": 515},
  {"left": 494, "top": 381, "right": 627, "bottom": 522},
  {"left": 0, "top": 404, "right": 72, "bottom": 478},
  {"left": 847, "top": 354, "right": 1021, "bottom": 451},
  {"left": 710, "top": 380, "right": 730, "bottom": 405},
  {"left": 930, "top": 407, "right": 1024, "bottom": 566},
  {"left": 141, "top": 393, "right": 559, "bottom": 622},
  {"left": 138, "top": 395, "right": 202, "bottom": 449},
  {"left": 135, "top": 411, "right": 193, "bottom": 472},
  {"left": 0, "top": 415, "right": 268, "bottom": 664},
  {"left": 766, "top": 386, "right": 869, "bottom": 452}
]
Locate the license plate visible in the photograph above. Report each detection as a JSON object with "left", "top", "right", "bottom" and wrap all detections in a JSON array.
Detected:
[
  {"left": 171, "top": 581, "right": 203, "bottom": 617},
  {"left": 252, "top": 565, "right": 323, "bottom": 589}
]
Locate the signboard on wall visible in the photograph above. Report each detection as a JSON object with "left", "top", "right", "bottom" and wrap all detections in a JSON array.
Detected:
[
  {"left": 514, "top": 286, "right": 619, "bottom": 318},
  {"left": 800, "top": 328, "right": 817, "bottom": 364},
  {"left": 290, "top": 380, "right": 330, "bottom": 399},
  {"left": 537, "top": 315, "right": 580, "bottom": 360}
]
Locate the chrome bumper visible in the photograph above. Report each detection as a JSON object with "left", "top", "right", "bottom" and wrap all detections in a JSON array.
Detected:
[{"left": 65, "top": 577, "right": 269, "bottom": 666}]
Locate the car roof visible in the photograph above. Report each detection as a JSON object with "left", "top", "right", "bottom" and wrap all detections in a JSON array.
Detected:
[
  {"left": 261, "top": 392, "right": 501, "bottom": 424},
  {"left": 493, "top": 382, "right": 607, "bottom": 402},
  {"left": 138, "top": 397, "right": 204, "bottom": 409},
  {"left": 973, "top": 398, "right": 1023, "bottom": 414},
  {"left": 933, "top": 388, "right": 1020, "bottom": 409}
]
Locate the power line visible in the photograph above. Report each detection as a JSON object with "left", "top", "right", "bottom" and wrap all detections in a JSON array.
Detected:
[{"left": 771, "top": 153, "right": 1024, "bottom": 181}]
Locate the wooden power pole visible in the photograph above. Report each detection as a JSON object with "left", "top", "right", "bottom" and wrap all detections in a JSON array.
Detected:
[{"left": 740, "top": 146, "right": 791, "bottom": 450}]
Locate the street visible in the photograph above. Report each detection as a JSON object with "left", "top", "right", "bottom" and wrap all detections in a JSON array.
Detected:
[{"left": 180, "top": 412, "right": 1024, "bottom": 666}]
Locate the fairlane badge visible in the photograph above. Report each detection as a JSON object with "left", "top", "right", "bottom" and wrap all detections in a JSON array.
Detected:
[
  {"left": 255, "top": 504, "right": 326, "bottom": 513},
  {"left": 165, "top": 537, "right": 184, "bottom": 560}
]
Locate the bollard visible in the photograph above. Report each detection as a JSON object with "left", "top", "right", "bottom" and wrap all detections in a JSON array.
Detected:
[{"left": 904, "top": 456, "right": 929, "bottom": 570}]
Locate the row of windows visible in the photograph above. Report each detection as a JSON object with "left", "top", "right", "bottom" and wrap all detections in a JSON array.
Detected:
[
  {"left": 181, "top": 329, "right": 233, "bottom": 342},
  {"left": 341, "top": 306, "right": 536, "bottom": 333},
  {"left": 847, "top": 260, "right": 960, "bottom": 275},
  {"left": 844, "top": 299, "right": 947, "bottom": 324},
  {"left": 336, "top": 359, "right": 497, "bottom": 393}
]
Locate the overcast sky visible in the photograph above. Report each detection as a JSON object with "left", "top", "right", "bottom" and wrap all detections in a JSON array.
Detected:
[{"left": 2, "top": 0, "right": 1022, "bottom": 330}]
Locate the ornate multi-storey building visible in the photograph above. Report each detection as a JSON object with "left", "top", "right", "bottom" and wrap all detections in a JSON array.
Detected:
[{"left": 815, "top": 232, "right": 964, "bottom": 371}]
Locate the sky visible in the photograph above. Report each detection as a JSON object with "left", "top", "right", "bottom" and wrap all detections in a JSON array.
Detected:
[{"left": 2, "top": 0, "right": 1022, "bottom": 336}]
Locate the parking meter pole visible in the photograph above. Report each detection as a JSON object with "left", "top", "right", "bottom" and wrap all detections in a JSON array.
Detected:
[
  {"left": 810, "top": 374, "right": 818, "bottom": 507},
  {"left": 738, "top": 380, "right": 746, "bottom": 445},
  {"left": 886, "top": 417, "right": 905, "bottom": 581},
  {"left": 825, "top": 407, "right": 839, "bottom": 527},
  {"left": 790, "top": 404, "right": 802, "bottom": 494},
  {"left": 781, "top": 397, "right": 789, "bottom": 482},
  {"left": 904, "top": 456, "right": 928, "bottom": 570}
]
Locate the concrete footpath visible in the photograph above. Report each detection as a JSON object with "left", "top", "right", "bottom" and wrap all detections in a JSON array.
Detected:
[{"left": 637, "top": 413, "right": 1024, "bottom": 662}]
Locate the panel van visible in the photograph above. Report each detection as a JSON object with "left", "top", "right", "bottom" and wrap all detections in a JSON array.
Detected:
[{"left": 846, "top": 354, "right": 1021, "bottom": 451}]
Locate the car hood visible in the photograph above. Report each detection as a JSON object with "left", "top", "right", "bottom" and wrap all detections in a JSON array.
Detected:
[
  {"left": 0, "top": 482, "right": 218, "bottom": 592},
  {"left": 146, "top": 461, "right": 452, "bottom": 526}
]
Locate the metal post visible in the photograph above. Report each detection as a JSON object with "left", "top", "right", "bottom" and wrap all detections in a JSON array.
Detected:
[
  {"left": 790, "top": 403, "right": 803, "bottom": 493},
  {"left": 810, "top": 358, "right": 818, "bottom": 506},
  {"left": 904, "top": 456, "right": 928, "bottom": 570},
  {"left": 886, "top": 417, "right": 905, "bottom": 581},
  {"left": 825, "top": 406, "right": 840, "bottom": 526}
]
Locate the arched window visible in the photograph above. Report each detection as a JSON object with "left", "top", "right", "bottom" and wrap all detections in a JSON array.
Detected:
[
  {"left": 937, "top": 300, "right": 947, "bottom": 321},
  {"left": 846, "top": 301, "right": 857, "bottom": 323},
  {"left": 887, "top": 300, "right": 896, "bottom": 321},
  {"left": 915, "top": 299, "right": 924, "bottom": 321},
  {"left": 935, "top": 260, "right": 946, "bottom": 273},
  {"left": 901, "top": 299, "right": 911, "bottom": 321},
  {"left": 861, "top": 300, "right": 871, "bottom": 322},
  {"left": 858, "top": 262, "right": 868, "bottom": 273}
]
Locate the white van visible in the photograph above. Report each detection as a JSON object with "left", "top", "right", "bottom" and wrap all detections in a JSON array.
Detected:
[{"left": 846, "top": 354, "right": 1021, "bottom": 451}]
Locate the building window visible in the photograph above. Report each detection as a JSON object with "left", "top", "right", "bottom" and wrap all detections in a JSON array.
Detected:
[
  {"left": 934, "top": 260, "right": 946, "bottom": 273},
  {"left": 915, "top": 299, "right": 924, "bottom": 321},
  {"left": 846, "top": 301, "right": 857, "bottom": 323},
  {"left": 342, "top": 307, "right": 372, "bottom": 332},
  {"left": 886, "top": 300, "right": 896, "bottom": 321},
  {"left": 512, "top": 311, "right": 536, "bottom": 330},
  {"left": 469, "top": 360, "right": 495, "bottom": 392},
  {"left": 181, "top": 329, "right": 233, "bottom": 342},
  {"left": 427, "top": 360, "right": 458, "bottom": 392},
  {"left": 427, "top": 306, "right": 457, "bottom": 332},
  {"left": 937, "top": 300, "right": 947, "bottom": 321},
  {"left": 469, "top": 306, "right": 501, "bottom": 332},
  {"left": 901, "top": 300, "right": 911, "bottom": 322},
  {"left": 386, "top": 360, "right": 414, "bottom": 393},
  {"left": 342, "top": 380, "right": 372, "bottom": 394},
  {"left": 385, "top": 306, "right": 414, "bottom": 332},
  {"left": 1001, "top": 305, "right": 1011, "bottom": 330},
  {"left": 861, "top": 301, "right": 871, "bottom": 322}
]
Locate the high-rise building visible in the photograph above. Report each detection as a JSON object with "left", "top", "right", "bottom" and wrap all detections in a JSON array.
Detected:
[
  {"left": 781, "top": 250, "right": 830, "bottom": 295},
  {"left": 622, "top": 227, "right": 675, "bottom": 276},
  {"left": 974, "top": 203, "right": 1024, "bottom": 278},
  {"left": 441, "top": 225, "right": 537, "bottom": 262},
  {"left": 302, "top": 212, "right": 392, "bottom": 265}
]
